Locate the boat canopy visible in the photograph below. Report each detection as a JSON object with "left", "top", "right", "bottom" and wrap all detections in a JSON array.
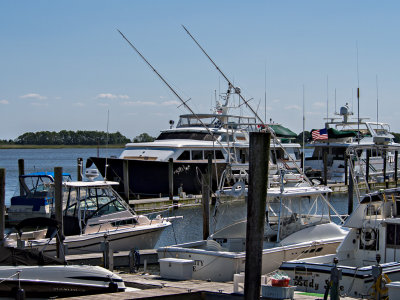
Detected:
[
  {"left": 0, "top": 246, "right": 64, "bottom": 266},
  {"left": 269, "top": 124, "right": 297, "bottom": 138},
  {"left": 22, "top": 172, "right": 72, "bottom": 179},
  {"left": 326, "top": 128, "right": 357, "bottom": 138}
]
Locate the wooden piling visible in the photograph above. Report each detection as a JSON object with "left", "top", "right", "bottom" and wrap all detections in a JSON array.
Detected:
[
  {"left": 395, "top": 151, "right": 398, "bottom": 187},
  {"left": 54, "top": 167, "right": 65, "bottom": 261},
  {"left": 123, "top": 160, "right": 130, "bottom": 201},
  {"left": 344, "top": 154, "right": 348, "bottom": 186},
  {"left": 383, "top": 150, "right": 388, "bottom": 188},
  {"left": 0, "top": 169, "right": 5, "bottom": 244},
  {"left": 168, "top": 158, "right": 174, "bottom": 201},
  {"left": 77, "top": 158, "right": 83, "bottom": 181},
  {"left": 366, "top": 150, "right": 370, "bottom": 189},
  {"left": 244, "top": 132, "right": 270, "bottom": 300},
  {"left": 202, "top": 155, "right": 212, "bottom": 240},
  {"left": 348, "top": 168, "right": 354, "bottom": 215},
  {"left": 18, "top": 159, "right": 24, "bottom": 196},
  {"left": 323, "top": 148, "right": 328, "bottom": 185}
]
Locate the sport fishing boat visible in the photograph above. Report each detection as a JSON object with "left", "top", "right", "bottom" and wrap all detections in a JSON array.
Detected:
[
  {"left": 7, "top": 172, "right": 72, "bottom": 225},
  {"left": 0, "top": 246, "right": 125, "bottom": 297},
  {"left": 87, "top": 98, "right": 301, "bottom": 199},
  {"left": 305, "top": 103, "right": 400, "bottom": 183},
  {"left": 157, "top": 182, "right": 347, "bottom": 282},
  {"left": 6, "top": 181, "right": 171, "bottom": 255},
  {"left": 280, "top": 188, "right": 400, "bottom": 299}
]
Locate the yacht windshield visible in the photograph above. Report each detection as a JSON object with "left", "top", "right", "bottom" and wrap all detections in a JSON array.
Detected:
[{"left": 156, "top": 131, "right": 217, "bottom": 141}]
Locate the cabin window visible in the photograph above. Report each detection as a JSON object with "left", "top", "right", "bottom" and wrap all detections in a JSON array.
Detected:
[
  {"left": 220, "top": 134, "right": 234, "bottom": 142},
  {"left": 386, "top": 223, "right": 400, "bottom": 248},
  {"left": 177, "top": 151, "right": 190, "bottom": 160},
  {"left": 192, "top": 150, "right": 203, "bottom": 160}
]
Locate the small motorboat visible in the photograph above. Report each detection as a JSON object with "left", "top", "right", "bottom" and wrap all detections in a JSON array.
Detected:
[
  {"left": 7, "top": 172, "right": 72, "bottom": 225},
  {"left": 0, "top": 246, "right": 125, "bottom": 297},
  {"left": 6, "top": 180, "right": 171, "bottom": 255}
]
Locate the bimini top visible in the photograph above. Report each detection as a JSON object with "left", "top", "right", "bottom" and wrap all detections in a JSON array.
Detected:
[
  {"left": 63, "top": 180, "right": 119, "bottom": 188},
  {"left": 23, "top": 171, "right": 71, "bottom": 178}
]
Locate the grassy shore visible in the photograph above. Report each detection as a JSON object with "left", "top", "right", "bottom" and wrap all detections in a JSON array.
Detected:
[{"left": 0, "top": 144, "right": 125, "bottom": 149}]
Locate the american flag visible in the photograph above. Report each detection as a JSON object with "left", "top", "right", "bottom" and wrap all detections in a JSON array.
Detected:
[{"left": 312, "top": 128, "right": 328, "bottom": 140}]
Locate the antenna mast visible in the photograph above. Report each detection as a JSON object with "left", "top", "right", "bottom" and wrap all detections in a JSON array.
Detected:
[{"left": 117, "top": 29, "right": 234, "bottom": 162}]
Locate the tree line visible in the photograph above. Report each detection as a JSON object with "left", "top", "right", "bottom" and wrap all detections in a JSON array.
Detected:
[{"left": 0, "top": 130, "right": 156, "bottom": 145}]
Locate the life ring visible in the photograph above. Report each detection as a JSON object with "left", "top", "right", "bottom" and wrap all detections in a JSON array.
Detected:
[
  {"left": 230, "top": 180, "right": 246, "bottom": 197},
  {"left": 371, "top": 273, "right": 391, "bottom": 297},
  {"left": 361, "top": 227, "right": 376, "bottom": 247}
]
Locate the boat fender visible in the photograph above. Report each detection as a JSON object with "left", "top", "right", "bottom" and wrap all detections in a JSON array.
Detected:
[
  {"left": 231, "top": 181, "right": 245, "bottom": 197},
  {"left": 361, "top": 226, "right": 376, "bottom": 247},
  {"left": 108, "top": 281, "right": 119, "bottom": 292},
  {"left": 371, "top": 273, "right": 391, "bottom": 297}
]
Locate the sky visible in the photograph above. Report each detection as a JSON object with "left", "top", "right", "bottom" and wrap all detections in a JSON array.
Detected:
[{"left": 1, "top": 1, "right": 400, "bottom": 140}]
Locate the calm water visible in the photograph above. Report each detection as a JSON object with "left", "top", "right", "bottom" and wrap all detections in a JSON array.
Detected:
[{"left": 0, "top": 147, "right": 350, "bottom": 247}]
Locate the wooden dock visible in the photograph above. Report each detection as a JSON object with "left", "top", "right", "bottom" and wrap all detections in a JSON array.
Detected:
[{"left": 61, "top": 272, "right": 359, "bottom": 299}]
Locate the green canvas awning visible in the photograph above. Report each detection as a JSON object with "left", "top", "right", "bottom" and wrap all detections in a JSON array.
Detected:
[
  {"left": 327, "top": 128, "right": 357, "bottom": 138},
  {"left": 269, "top": 124, "right": 297, "bottom": 138}
]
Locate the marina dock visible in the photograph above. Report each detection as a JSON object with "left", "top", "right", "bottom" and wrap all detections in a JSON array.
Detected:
[{"left": 62, "top": 272, "right": 359, "bottom": 299}]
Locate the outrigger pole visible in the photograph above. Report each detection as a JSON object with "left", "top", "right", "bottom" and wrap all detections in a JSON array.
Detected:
[
  {"left": 182, "top": 25, "right": 344, "bottom": 222},
  {"left": 117, "top": 29, "right": 235, "bottom": 162}
]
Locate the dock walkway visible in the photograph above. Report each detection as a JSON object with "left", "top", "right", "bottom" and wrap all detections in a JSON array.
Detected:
[{"left": 63, "top": 272, "right": 358, "bottom": 299}]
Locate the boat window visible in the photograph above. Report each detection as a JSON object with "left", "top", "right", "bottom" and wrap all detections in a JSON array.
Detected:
[
  {"left": 91, "top": 200, "right": 126, "bottom": 218},
  {"left": 192, "top": 150, "right": 203, "bottom": 160},
  {"left": 387, "top": 223, "right": 400, "bottom": 248},
  {"left": 156, "top": 132, "right": 216, "bottom": 141},
  {"left": 220, "top": 134, "right": 234, "bottom": 142},
  {"left": 177, "top": 151, "right": 190, "bottom": 160}
]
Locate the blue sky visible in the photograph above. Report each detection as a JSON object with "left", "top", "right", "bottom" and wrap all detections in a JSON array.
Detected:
[{"left": 1, "top": 1, "right": 400, "bottom": 140}]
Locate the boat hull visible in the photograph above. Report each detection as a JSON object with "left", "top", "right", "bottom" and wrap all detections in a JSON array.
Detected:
[
  {"left": 87, "top": 157, "right": 227, "bottom": 198},
  {"left": 280, "top": 259, "right": 400, "bottom": 298},
  {"left": 0, "top": 265, "right": 125, "bottom": 297},
  {"left": 17, "top": 223, "right": 169, "bottom": 256},
  {"left": 157, "top": 239, "right": 342, "bottom": 282}
]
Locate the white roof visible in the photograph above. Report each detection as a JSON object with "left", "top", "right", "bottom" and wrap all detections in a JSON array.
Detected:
[{"left": 64, "top": 181, "right": 119, "bottom": 187}]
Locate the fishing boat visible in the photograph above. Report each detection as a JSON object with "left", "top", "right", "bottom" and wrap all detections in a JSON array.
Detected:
[
  {"left": 0, "top": 246, "right": 125, "bottom": 297},
  {"left": 280, "top": 187, "right": 400, "bottom": 298},
  {"left": 87, "top": 97, "right": 302, "bottom": 199},
  {"left": 305, "top": 103, "right": 400, "bottom": 183},
  {"left": 7, "top": 172, "right": 72, "bottom": 225},
  {"left": 5, "top": 181, "right": 171, "bottom": 255},
  {"left": 157, "top": 183, "right": 347, "bottom": 282}
]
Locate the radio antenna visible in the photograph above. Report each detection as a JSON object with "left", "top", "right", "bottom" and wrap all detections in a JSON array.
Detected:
[{"left": 117, "top": 29, "right": 234, "bottom": 162}]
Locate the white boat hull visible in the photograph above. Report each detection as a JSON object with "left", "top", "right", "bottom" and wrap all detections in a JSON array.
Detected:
[
  {"left": 0, "top": 265, "right": 125, "bottom": 297},
  {"left": 158, "top": 238, "right": 342, "bottom": 282}
]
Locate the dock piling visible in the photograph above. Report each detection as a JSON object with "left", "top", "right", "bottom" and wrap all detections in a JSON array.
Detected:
[
  {"left": 395, "top": 151, "right": 398, "bottom": 187},
  {"left": 244, "top": 132, "right": 270, "bottom": 300},
  {"left": 123, "top": 160, "right": 130, "bottom": 201},
  {"left": 18, "top": 159, "right": 24, "bottom": 196},
  {"left": 77, "top": 158, "right": 83, "bottom": 181},
  {"left": 0, "top": 168, "right": 5, "bottom": 245},
  {"left": 366, "top": 150, "right": 370, "bottom": 189},
  {"left": 168, "top": 158, "right": 174, "bottom": 201},
  {"left": 202, "top": 155, "right": 211, "bottom": 240},
  {"left": 54, "top": 167, "right": 65, "bottom": 261}
]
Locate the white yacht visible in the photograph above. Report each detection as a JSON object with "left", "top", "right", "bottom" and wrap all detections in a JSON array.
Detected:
[
  {"left": 6, "top": 181, "right": 171, "bottom": 255},
  {"left": 305, "top": 103, "right": 400, "bottom": 183},
  {"left": 157, "top": 183, "right": 347, "bottom": 282},
  {"left": 280, "top": 187, "right": 400, "bottom": 299},
  {"left": 87, "top": 97, "right": 302, "bottom": 198}
]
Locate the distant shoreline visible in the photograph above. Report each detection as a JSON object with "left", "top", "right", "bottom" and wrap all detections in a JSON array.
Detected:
[{"left": 0, "top": 144, "right": 125, "bottom": 149}]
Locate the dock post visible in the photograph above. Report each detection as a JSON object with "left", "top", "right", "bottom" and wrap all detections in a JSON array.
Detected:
[
  {"left": 54, "top": 167, "right": 65, "bottom": 261},
  {"left": 77, "top": 158, "right": 83, "bottom": 181},
  {"left": 123, "top": 160, "right": 130, "bottom": 201},
  {"left": 344, "top": 154, "right": 348, "bottom": 186},
  {"left": 395, "top": 151, "right": 398, "bottom": 187},
  {"left": 18, "top": 159, "right": 24, "bottom": 196},
  {"left": 366, "top": 150, "right": 370, "bottom": 189},
  {"left": 202, "top": 155, "right": 211, "bottom": 240},
  {"left": 0, "top": 169, "right": 5, "bottom": 245},
  {"left": 244, "top": 132, "right": 270, "bottom": 300},
  {"left": 348, "top": 168, "right": 354, "bottom": 215},
  {"left": 384, "top": 150, "right": 388, "bottom": 188},
  {"left": 168, "top": 158, "right": 174, "bottom": 201},
  {"left": 323, "top": 148, "right": 328, "bottom": 185},
  {"left": 102, "top": 235, "right": 114, "bottom": 271}
]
